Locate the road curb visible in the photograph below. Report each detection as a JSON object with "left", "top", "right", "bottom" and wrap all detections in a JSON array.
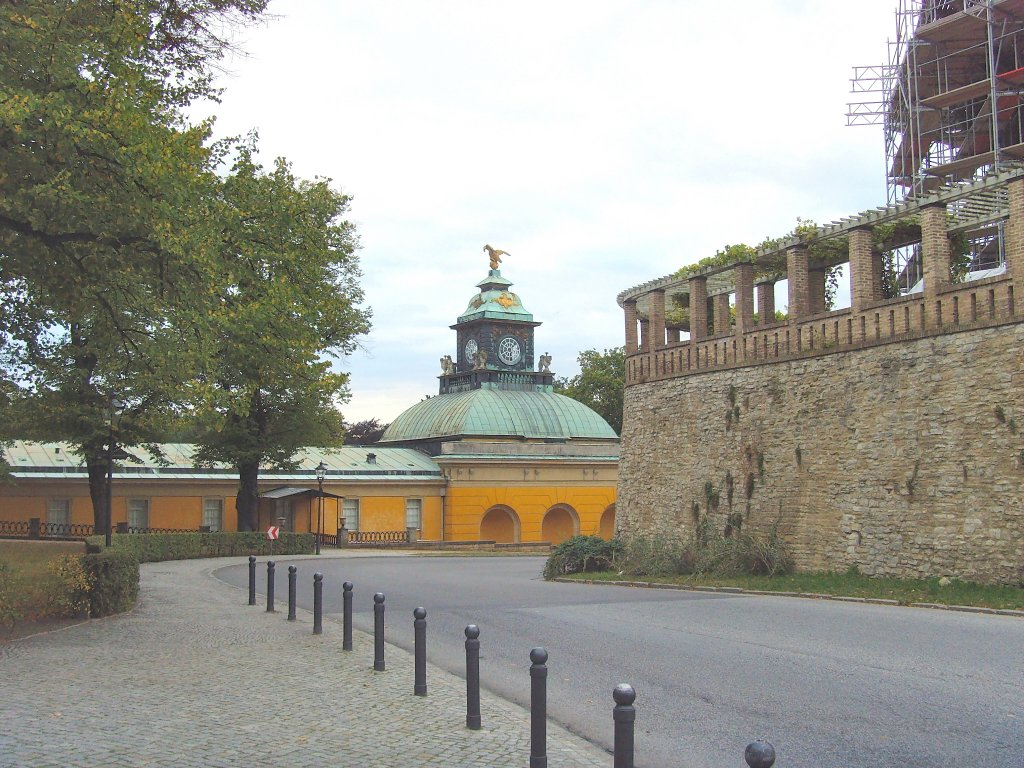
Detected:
[{"left": 551, "top": 577, "right": 1024, "bottom": 618}]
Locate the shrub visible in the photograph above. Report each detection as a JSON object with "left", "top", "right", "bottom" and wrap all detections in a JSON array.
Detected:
[
  {"left": 543, "top": 535, "right": 623, "bottom": 579},
  {"left": 617, "top": 535, "right": 688, "bottom": 576},
  {"left": 0, "top": 561, "right": 22, "bottom": 632},
  {"left": 613, "top": 523, "right": 795, "bottom": 579},
  {"left": 86, "top": 531, "right": 315, "bottom": 563},
  {"left": 47, "top": 554, "right": 92, "bottom": 618},
  {"left": 82, "top": 550, "right": 139, "bottom": 618}
]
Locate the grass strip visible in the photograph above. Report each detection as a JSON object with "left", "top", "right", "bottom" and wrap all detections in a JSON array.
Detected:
[{"left": 563, "top": 570, "right": 1024, "bottom": 611}]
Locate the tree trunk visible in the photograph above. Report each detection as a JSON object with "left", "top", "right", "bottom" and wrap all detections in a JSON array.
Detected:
[
  {"left": 236, "top": 461, "right": 260, "bottom": 531},
  {"left": 85, "top": 451, "right": 110, "bottom": 536}
]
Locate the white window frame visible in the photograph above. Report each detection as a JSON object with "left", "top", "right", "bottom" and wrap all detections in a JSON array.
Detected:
[
  {"left": 343, "top": 498, "right": 359, "bottom": 532},
  {"left": 47, "top": 498, "right": 71, "bottom": 526},
  {"left": 202, "top": 498, "right": 224, "bottom": 532},
  {"left": 127, "top": 498, "right": 150, "bottom": 530},
  {"left": 405, "top": 498, "right": 422, "bottom": 531}
]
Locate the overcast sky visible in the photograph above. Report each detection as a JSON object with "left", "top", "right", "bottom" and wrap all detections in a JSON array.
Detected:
[{"left": 201, "top": 0, "right": 899, "bottom": 424}]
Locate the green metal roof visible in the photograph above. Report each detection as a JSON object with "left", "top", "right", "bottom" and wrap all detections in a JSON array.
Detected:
[
  {"left": 1, "top": 441, "right": 443, "bottom": 480},
  {"left": 379, "top": 389, "right": 619, "bottom": 443}
]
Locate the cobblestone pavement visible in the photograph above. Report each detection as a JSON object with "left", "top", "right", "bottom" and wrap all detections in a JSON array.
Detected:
[{"left": 0, "top": 554, "right": 610, "bottom": 767}]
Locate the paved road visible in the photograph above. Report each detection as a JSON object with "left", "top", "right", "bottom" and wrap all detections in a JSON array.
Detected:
[
  {"left": 217, "top": 554, "right": 1024, "bottom": 768},
  {"left": 0, "top": 554, "right": 607, "bottom": 768}
]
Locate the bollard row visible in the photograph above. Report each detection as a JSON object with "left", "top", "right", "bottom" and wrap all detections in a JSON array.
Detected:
[{"left": 245, "top": 556, "right": 777, "bottom": 767}]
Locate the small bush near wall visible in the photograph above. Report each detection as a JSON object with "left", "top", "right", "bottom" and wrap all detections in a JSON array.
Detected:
[
  {"left": 86, "top": 532, "right": 315, "bottom": 563},
  {"left": 82, "top": 550, "right": 140, "bottom": 618},
  {"left": 543, "top": 535, "right": 623, "bottom": 579}
]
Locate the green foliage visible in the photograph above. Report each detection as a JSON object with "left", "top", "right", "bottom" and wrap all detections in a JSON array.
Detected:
[
  {"left": 542, "top": 535, "right": 623, "bottom": 579},
  {"left": 0, "top": 561, "right": 22, "bottom": 632},
  {"left": 47, "top": 555, "right": 92, "bottom": 618},
  {"left": 553, "top": 347, "right": 625, "bottom": 435},
  {"left": 0, "top": 1, "right": 270, "bottom": 532},
  {"left": 191, "top": 142, "right": 371, "bottom": 530},
  {"left": 81, "top": 550, "right": 140, "bottom": 618},
  {"left": 87, "top": 531, "right": 315, "bottom": 562}
]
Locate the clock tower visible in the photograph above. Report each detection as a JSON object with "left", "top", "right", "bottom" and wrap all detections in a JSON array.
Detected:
[{"left": 441, "top": 265, "right": 553, "bottom": 395}]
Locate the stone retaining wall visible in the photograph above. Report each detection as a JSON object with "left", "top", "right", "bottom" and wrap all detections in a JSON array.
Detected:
[{"left": 618, "top": 321, "right": 1024, "bottom": 583}]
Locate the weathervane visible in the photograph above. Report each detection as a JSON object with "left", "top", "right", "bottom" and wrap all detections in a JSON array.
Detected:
[{"left": 483, "top": 244, "right": 510, "bottom": 271}]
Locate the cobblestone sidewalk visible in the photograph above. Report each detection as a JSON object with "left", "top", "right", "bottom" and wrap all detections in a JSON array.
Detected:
[{"left": 0, "top": 555, "right": 609, "bottom": 767}]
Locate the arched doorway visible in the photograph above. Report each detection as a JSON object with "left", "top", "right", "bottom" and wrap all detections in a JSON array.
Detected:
[
  {"left": 599, "top": 505, "right": 616, "bottom": 539},
  {"left": 480, "top": 506, "right": 520, "bottom": 543},
  {"left": 541, "top": 505, "right": 579, "bottom": 545}
]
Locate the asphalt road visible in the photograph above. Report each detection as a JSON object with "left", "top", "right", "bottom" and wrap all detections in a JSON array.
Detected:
[{"left": 215, "top": 555, "right": 1023, "bottom": 768}]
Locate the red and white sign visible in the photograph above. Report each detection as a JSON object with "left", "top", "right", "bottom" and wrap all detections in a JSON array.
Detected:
[{"left": 266, "top": 525, "right": 280, "bottom": 541}]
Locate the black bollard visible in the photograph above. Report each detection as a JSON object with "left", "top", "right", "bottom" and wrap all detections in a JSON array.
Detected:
[
  {"left": 413, "top": 607, "right": 427, "bottom": 696},
  {"left": 342, "top": 581, "right": 353, "bottom": 651},
  {"left": 744, "top": 741, "right": 776, "bottom": 768},
  {"left": 373, "top": 592, "right": 385, "bottom": 671},
  {"left": 465, "top": 625, "right": 481, "bottom": 730},
  {"left": 287, "top": 565, "right": 297, "bottom": 621},
  {"left": 248, "top": 555, "right": 257, "bottom": 605},
  {"left": 612, "top": 684, "right": 636, "bottom": 768},
  {"left": 313, "top": 573, "right": 324, "bottom": 635},
  {"left": 529, "top": 647, "right": 548, "bottom": 768},
  {"left": 266, "top": 561, "right": 276, "bottom": 612}
]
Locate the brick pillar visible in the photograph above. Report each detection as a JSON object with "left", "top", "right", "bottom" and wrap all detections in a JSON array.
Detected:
[
  {"left": 668, "top": 328, "right": 681, "bottom": 343},
  {"left": 787, "top": 245, "right": 810, "bottom": 321},
  {"left": 712, "top": 293, "right": 731, "bottom": 336},
  {"left": 1006, "top": 179, "right": 1024, "bottom": 304},
  {"left": 647, "top": 290, "right": 666, "bottom": 351},
  {"left": 808, "top": 268, "right": 827, "bottom": 314},
  {"left": 639, "top": 318, "right": 649, "bottom": 350},
  {"left": 921, "top": 203, "right": 951, "bottom": 327},
  {"left": 734, "top": 264, "right": 754, "bottom": 334},
  {"left": 624, "top": 300, "right": 638, "bottom": 353},
  {"left": 849, "top": 227, "right": 880, "bottom": 310},
  {"left": 755, "top": 280, "right": 775, "bottom": 324},
  {"left": 689, "top": 276, "right": 708, "bottom": 341}
]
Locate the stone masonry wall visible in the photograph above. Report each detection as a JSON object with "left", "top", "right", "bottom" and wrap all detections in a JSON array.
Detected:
[{"left": 618, "top": 321, "right": 1024, "bottom": 583}]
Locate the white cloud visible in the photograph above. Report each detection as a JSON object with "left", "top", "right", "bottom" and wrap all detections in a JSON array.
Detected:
[{"left": 202, "top": 0, "right": 901, "bottom": 422}]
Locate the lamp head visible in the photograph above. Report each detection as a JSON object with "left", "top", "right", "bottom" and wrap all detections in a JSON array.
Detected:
[{"left": 315, "top": 460, "right": 327, "bottom": 482}]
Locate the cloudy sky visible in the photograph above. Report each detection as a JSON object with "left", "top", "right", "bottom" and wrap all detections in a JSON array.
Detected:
[{"left": 201, "top": 0, "right": 899, "bottom": 424}]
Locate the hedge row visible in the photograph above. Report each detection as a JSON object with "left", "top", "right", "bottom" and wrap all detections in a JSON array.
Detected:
[
  {"left": 86, "top": 531, "right": 315, "bottom": 563},
  {"left": 82, "top": 550, "right": 139, "bottom": 618}
]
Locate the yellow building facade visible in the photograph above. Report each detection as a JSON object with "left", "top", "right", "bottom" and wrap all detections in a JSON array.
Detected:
[{"left": 0, "top": 263, "right": 618, "bottom": 544}]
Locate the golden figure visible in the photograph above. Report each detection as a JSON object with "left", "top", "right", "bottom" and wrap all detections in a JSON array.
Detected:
[{"left": 484, "top": 244, "right": 510, "bottom": 270}]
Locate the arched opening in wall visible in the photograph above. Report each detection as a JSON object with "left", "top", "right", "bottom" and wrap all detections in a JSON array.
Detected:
[
  {"left": 599, "top": 505, "right": 616, "bottom": 539},
  {"left": 541, "top": 505, "right": 579, "bottom": 545},
  {"left": 480, "top": 506, "right": 520, "bottom": 544}
]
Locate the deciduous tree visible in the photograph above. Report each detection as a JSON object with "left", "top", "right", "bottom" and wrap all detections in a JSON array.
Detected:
[
  {"left": 191, "top": 145, "right": 371, "bottom": 531},
  {"left": 554, "top": 347, "right": 625, "bottom": 435},
  {"left": 0, "top": 0, "right": 268, "bottom": 531}
]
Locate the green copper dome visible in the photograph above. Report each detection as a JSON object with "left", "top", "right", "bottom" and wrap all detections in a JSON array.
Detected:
[
  {"left": 457, "top": 270, "right": 534, "bottom": 323},
  {"left": 380, "top": 389, "right": 618, "bottom": 444}
]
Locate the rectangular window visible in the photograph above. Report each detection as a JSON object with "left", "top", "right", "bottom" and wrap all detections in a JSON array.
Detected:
[
  {"left": 343, "top": 498, "right": 359, "bottom": 531},
  {"left": 202, "top": 498, "right": 224, "bottom": 532},
  {"left": 127, "top": 498, "right": 150, "bottom": 530},
  {"left": 405, "top": 498, "right": 422, "bottom": 530},
  {"left": 47, "top": 498, "right": 71, "bottom": 526}
]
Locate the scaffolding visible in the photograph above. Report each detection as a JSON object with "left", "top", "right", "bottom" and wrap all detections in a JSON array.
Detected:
[{"left": 847, "top": 0, "right": 1024, "bottom": 286}]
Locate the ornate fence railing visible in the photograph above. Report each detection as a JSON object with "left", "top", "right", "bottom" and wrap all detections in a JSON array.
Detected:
[
  {"left": 0, "top": 519, "right": 95, "bottom": 540},
  {"left": 347, "top": 530, "right": 411, "bottom": 544}
]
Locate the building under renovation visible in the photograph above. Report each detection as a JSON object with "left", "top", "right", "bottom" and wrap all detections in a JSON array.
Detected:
[{"left": 615, "top": 0, "right": 1024, "bottom": 583}]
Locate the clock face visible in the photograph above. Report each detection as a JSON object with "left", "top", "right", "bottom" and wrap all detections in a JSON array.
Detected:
[
  {"left": 464, "top": 338, "right": 478, "bottom": 360},
  {"left": 497, "top": 336, "right": 522, "bottom": 365}
]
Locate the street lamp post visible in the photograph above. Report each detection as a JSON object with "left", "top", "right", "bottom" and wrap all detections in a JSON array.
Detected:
[
  {"left": 104, "top": 399, "right": 125, "bottom": 548},
  {"left": 315, "top": 460, "right": 327, "bottom": 556}
]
